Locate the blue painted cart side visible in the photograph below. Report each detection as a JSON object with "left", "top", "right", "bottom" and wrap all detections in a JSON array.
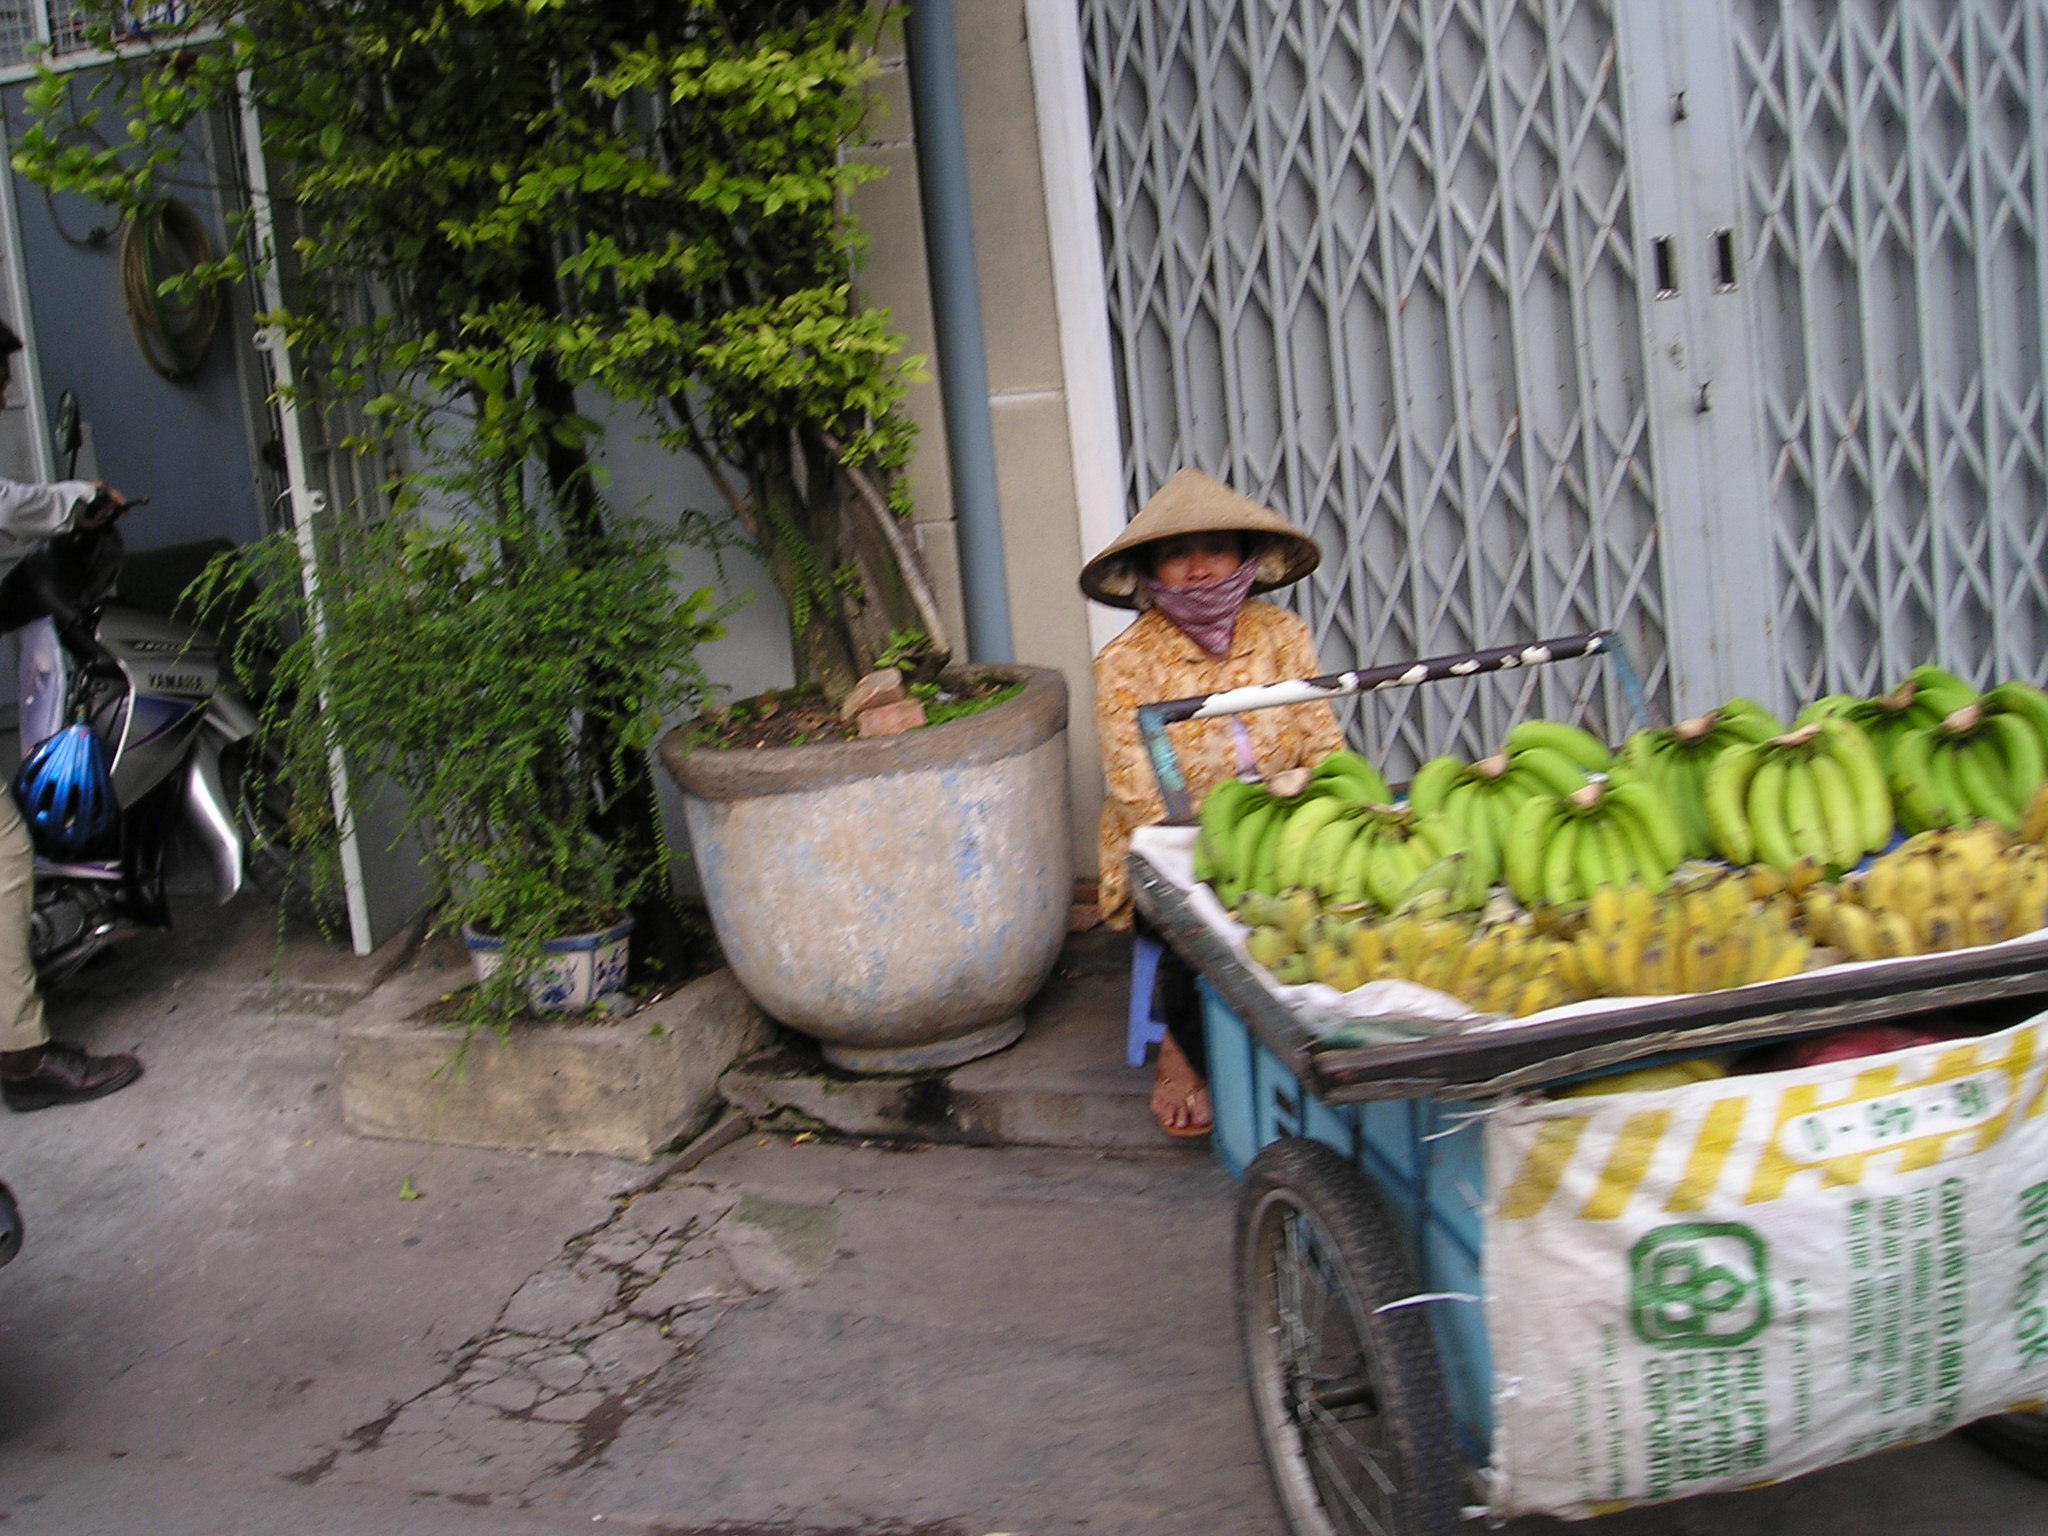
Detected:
[{"left": 1203, "top": 980, "right": 1495, "bottom": 1461}]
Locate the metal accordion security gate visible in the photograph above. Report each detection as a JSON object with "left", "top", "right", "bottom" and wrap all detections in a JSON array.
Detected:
[{"left": 1074, "top": 0, "right": 2048, "bottom": 771}]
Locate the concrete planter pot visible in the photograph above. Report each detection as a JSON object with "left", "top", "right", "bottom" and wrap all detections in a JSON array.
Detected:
[
  {"left": 338, "top": 938, "right": 772, "bottom": 1160},
  {"left": 659, "top": 665, "right": 1072, "bottom": 1073}
]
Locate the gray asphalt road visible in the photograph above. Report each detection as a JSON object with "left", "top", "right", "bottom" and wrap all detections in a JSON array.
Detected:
[{"left": 1, "top": 899, "right": 2044, "bottom": 1533}]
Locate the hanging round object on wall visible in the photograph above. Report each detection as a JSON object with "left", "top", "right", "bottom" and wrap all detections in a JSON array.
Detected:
[
  {"left": 42, "top": 121, "right": 122, "bottom": 249},
  {"left": 120, "top": 197, "right": 221, "bottom": 380}
]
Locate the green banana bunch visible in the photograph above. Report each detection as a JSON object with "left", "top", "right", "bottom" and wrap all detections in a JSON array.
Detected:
[
  {"left": 1798, "top": 679, "right": 1933, "bottom": 775},
  {"left": 1891, "top": 701, "right": 2046, "bottom": 834},
  {"left": 1192, "top": 749, "right": 1399, "bottom": 902},
  {"left": 1506, "top": 718, "right": 1614, "bottom": 774},
  {"left": 1407, "top": 721, "right": 1616, "bottom": 900},
  {"left": 1983, "top": 679, "right": 2048, "bottom": 806},
  {"left": 1303, "top": 749, "right": 1392, "bottom": 806},
  {"left": 1705, "top": 720, "right": 1894, "bottom": 874},
  {"left": 1900, "top": 664, "right": 1982, "bottom": 731},
  {"left": 1617, "top": 698, "right": 1782, "bottom": 858},
  {"left": 1194, "top": 777, "right": 1273, "bottom": 904},
  {"left": 1420, "top": 754, "right": 1525, "bottom": 883},
  {"left": 1330, "top": 805, "right": 1489, "bottom": 914},
  {"left": 1403, "top": 753, "right": 1513, "bottom": 893},
  {"left": 1502, "top": 774, "right": 1685, "bottom": 909}
]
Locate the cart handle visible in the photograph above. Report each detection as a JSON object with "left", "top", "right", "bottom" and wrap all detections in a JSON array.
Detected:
[{"left": 1136, "top": 629, "right": 1648, "bottom": 823}]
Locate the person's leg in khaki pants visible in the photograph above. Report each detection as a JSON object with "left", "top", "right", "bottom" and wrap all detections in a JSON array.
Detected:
[
  {"left": 0, "top": 792, "right": 141, "bottom": 1110},
  {"left": 0, "top": 791, "right": 49, "bottom": 1054}
]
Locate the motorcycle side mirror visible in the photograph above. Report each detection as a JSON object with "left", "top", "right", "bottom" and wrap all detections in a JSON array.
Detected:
[{"left": 52, "top": 390, "right": 81, "bottom": 477}]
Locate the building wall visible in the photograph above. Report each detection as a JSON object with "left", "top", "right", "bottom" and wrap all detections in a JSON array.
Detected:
[
  {"left": 583, "top": 399, "right": 797, "bottom": 899},
  {"left": 853, "top": 3, "right": 1105, "bottom": 877},
  {"left": 0, "top": 87, "right": 269, "bottom": 721},
  {"left": 1, "top": 88, "right": 266, "bottom": 558}
]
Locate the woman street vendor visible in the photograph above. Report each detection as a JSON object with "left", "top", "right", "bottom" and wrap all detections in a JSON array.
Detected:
[{"left": 1082, "top": 469, "right": 1343, "bottom": 1138}]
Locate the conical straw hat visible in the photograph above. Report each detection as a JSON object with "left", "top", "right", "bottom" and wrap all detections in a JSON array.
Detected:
[{"left": 1079, "top": 469, "right": 1321, "bottom": 608}]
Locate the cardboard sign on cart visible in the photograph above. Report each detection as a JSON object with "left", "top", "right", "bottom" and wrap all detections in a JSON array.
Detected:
[{"left": 1485, "top": 1016, "right": 2048, "bottom": 1519}]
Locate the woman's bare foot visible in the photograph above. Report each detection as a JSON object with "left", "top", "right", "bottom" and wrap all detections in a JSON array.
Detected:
[{"left": 1150, "top": 1034, "right": 1213, "bottom": 1138}]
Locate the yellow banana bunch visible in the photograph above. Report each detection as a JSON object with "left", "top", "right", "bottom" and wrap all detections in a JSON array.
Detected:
[
  {"left": 1275, "top": 906, "right": 1580, "bottom": 1017},
  {"left": 2022, "top": 782, "right": 2048, "bottom": 844},
  {"left": 1826, "top": 820, "right": 2048, "bottom": 956},
  {"left": 1244, "top": 923, "right": 1303, "bottom": 978},
  {"left": 2007, "top": 843, "right": 2048, "bottom": 937},
  {"left": 1577, "top": 873, "right": 1810, "bottom": 995},
  {"left": 1369, "top": 913, "right": 1480, "bottom": 994}
]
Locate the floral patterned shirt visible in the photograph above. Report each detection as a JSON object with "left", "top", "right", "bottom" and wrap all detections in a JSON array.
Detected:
[{"left": 1094, "top": 602, "right": 1344, "bottom": 929}]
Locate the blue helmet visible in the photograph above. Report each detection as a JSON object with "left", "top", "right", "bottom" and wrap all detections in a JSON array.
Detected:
[{"left": 11, "top": 722, "right": 118, "bottom": 859}]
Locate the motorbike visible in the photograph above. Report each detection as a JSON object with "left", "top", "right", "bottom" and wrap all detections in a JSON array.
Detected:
[{"left": 2, "top": 506, "right": 303, "bottom": 983}]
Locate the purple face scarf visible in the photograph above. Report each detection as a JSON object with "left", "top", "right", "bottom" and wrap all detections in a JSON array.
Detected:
[{"left": 1144, "top": 558, "right": 1261, "bottom": 656}]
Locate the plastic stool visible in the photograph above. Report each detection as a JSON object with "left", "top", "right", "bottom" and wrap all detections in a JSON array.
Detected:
[{"left": 1126, "top": 935, "right": 1168, "bottom": 1067}]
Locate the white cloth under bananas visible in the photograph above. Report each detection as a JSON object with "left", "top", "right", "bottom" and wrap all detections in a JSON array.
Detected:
[
  {"left": 1132, "top": 824, "right": 2048, "bottom": 1042},
  {"left": 1130, "top": 825, "right": 1604, "bottom": 1040}
]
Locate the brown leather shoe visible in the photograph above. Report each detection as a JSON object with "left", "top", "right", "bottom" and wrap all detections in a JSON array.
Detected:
[{"left": 1, "top": 1042, "right": 143, "bottom": 1111}]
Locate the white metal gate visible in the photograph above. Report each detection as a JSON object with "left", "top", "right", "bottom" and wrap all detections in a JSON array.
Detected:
[
  {"left": 1724, "top": 0, "right": 2048, "bottom": 708},
  {"left": 1075, "top": 0, "right": 2048, "bottom": 763}
]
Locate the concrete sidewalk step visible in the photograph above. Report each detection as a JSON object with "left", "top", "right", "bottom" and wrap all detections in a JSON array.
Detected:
[{"left": 719, "top": 928, "right": 1164, "bottom": 1151}]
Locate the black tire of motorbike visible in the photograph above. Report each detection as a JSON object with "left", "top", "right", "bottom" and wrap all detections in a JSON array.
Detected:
[
  {"left": 1963, "top": 1412, "right": 2048, "bottom": 1480},
  {"left": 222, "top": 742, "right": 346, "bottom": 935}
]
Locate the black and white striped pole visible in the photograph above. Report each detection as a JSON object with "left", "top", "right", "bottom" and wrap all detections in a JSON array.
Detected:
[{"left": 1136, "top": 631, "right": 1643, "bottom": 823}]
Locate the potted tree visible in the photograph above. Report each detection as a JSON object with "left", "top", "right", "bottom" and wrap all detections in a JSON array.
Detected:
[{"left": 20, "top": 0, "right": 1069, "bottom": 1062}]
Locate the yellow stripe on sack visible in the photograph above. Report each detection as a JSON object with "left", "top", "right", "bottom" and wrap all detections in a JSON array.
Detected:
[
  {"left": 1745, "top": 1031, "right": 2047, "bottom": 1202},
  {"left": 1497, "top": 1116, "right": 1592, "bottom": 1220},
  {"left": 1969, "top": 1029, "right": 2041, "bottom": 1148},
  {"left": 1746, "top": 1082, "right": 1820, "bottom": 1205},
  {"left": 1666, "top": 1097, "right": 1748, "bottom": 1213},
  {"left": 1996, "top": 1030, "right": 2048, "bottom": 1127},
  {"left": 1750, "top": 1065, "right": 1908, "bottom": 1201},
  {"left": 1580, "top": 1110, "right": 1673, "bottom": 1221}
]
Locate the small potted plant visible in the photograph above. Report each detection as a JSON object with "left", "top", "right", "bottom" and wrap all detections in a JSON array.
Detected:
[{"left": 193, "top": 465, "right": 726, "bottom": 1020}]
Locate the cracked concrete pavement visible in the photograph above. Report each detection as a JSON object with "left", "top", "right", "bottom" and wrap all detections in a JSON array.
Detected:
[
  {"left": 2, "top": 895, "right": 2047, "bottom": 1534},
  {"left": 0, "top": 895, "right": 1282, "bottom": 1534}
]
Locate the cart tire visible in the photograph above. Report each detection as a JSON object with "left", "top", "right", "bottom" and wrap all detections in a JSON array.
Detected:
[
  {"left": 1237, "top": 1138, "right": 1464, "bottom": 1536},
  {"left": 1963, "top": 1411, "right": 2048, "bottom": 1479}
]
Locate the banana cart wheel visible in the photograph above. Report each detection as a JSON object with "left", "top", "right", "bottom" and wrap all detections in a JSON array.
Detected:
[
  {"left": 1964, "top": 1411, "right": 2048, "bottom": 1479},
  {"left": 1237, "top": 1138, "right": 1464, "bottom": 1536}
]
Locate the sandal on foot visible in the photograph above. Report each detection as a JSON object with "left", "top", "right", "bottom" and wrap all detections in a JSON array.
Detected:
[{"left": 1150, "top": 1076, "right": 1213, "bottom": 1140}]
